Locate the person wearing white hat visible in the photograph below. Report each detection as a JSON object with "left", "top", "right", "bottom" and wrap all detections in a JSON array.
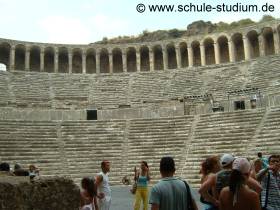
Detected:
[{"left": 219, "top": 157, "right": 261, "bottom": 210}]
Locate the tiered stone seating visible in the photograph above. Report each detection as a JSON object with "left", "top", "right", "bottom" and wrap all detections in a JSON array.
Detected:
[
  {"left": 9, "top": 72, "right": 51, "bottom": 108},
  {"left": 181, "top": 109, "right": 265, "bottom": 187},
  {"left": 249, "top": 106, "right": 280, "bottom": 156},
  {"left": 0, "top": 120, "right": 62, "bottom": 176},
  {"left": 0, "top": 71, "right": 12, "bottom": 106},
  {"left": 60, "top": 120, "right": 126, "bottom": 185},
  {"left": 126, "top": 116, "right": 194, "bottom": 183},
  {"left": 50, "top": 74, "right": 91, "bottom": 109}
]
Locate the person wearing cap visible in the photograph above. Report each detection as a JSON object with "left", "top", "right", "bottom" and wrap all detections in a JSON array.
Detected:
[
  {"left": 219, "top": 157, "right": 261, "bottom": 210},
  {"left": 257, "top": 155, "right": 280, "bottom": 210},
  {"left": 199, "top": 154, "right": 261, "bottom": 208}
]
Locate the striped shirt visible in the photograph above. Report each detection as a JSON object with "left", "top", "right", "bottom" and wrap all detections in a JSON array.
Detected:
[{"left": 260, "top": 170, "right": 280, "bottom": 210}]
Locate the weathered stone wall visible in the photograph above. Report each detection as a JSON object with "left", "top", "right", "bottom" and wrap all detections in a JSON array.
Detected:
[{"left": 0, "top": 177, "right": 80, "bottom": 210}]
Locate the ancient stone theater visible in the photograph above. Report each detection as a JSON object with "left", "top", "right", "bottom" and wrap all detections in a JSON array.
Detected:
[{"left": 0, "top": 18, "right": 279, "bottom": 206}]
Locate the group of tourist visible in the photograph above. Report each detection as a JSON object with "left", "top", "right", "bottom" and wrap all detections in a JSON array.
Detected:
[
  {"left": 80, "top": 153, "right": 279, "bottom": 210},
  {"left": 0, "top": 162, "right": 39, "bottom": 179}
]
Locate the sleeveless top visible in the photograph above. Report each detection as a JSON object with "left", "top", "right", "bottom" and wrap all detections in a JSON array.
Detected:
[
  {"left": 97, "top": 172, "right": 111, "bottom": 197},
  {"left": 215, "top": 170, "right": 232, "bottom": 194},
  {"left": 137, "top": 175, "right": 149, "bottom": 188}
]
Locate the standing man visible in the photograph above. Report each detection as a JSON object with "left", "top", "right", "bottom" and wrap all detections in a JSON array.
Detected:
[
  {"left": 257, "top": 155, "right": 280, "bottom": 210},
  {"left": 95, "top": 160, "right": 111, "bottom": 210},
  {"left": 149, "top": 156, "right": 198, "bottom": 210}
]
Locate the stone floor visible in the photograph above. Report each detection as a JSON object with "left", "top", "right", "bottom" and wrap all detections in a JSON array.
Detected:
[{"left": 111, "top": 186, "right": 203, "bottom": 210}]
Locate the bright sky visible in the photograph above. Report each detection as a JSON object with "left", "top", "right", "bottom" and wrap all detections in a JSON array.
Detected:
[{"left": 0, "top": 0, "right": 279, "bottom": 44}]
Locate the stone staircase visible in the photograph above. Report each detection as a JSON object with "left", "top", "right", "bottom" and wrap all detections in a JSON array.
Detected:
[
  {"left": 126, "top": 116, "right": 194, "bottom": 184},
  {"left": 60, "top": 120, "right": 126, "bottom": 185}
]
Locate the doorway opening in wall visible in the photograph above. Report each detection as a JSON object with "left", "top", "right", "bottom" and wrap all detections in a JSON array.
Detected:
[
  {"left": 250, "top": 99, "right": 257, "bottom": 109},
  {"left": 0, "top": 63, "right": 7, "bottom": 71},
  {"left": 234, "top": 101, "right": 245, "bottom": 110},
  {"left": 87, "top": 110, "right": 97, "bottom": 120}
]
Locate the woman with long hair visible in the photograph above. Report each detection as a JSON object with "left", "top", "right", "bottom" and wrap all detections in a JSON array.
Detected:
[
  {"left": 199, "top": 156, "right": 221, "bottom": 210},
  {"left": 80, "top": 177, "right": 98, "bottom": 210},
  {"left": 219, "top": 157, "right": 261, "bottom": 210},
  {"left": 134, "top": 161, "right": 150, "bottom": 210}
]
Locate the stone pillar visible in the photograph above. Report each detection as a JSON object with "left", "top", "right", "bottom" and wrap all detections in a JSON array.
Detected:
[
  {"left": 228, "top": 39, "right": 236, "bottom": 62},
  {"left": 273, "top": 28, "right": 280, "bottom": 54},
  {"left": 96, "top": 51, "right": 100, "bottom": 74},
  {"left": 109, "top": 52, "right": 113, "bottom": 73},
  {"left": 25, "top": 46, "right": 30, "bottom": 71},
  {"left": 162, "top": 46, "right": 168, "bottom": 70},
  {"left": 68, "top": 51, "right": 72, "bottom": 73},
  {"left": 243, "top": 36, "right": 251, "bottom": 60},
  {"left": 258, "top": 35, "right": 265, "bottom": 56},
  {"left": 54, "top": 48, "right": 59, "bottom": 73},
  {"left": 40, "top": 48, "right": 44, "bottom": 72},
  {"left": 82, "top": 50, "right": 86, "bottom": 74},
  {"left": 175, "top": 46, "right": 182, "bottom": 68},
  {"left": 149, "top": 48, "right": 154, "bottom": 71},
  {"left": 136, "top": 48, "right": 140, "bottom": 72},
  {"left": 187, "top": 47, "right": 193, "bottom": 67},
  {"left": 9, "top": 46, "right": 15, "bottom": 71},
  {"left": 200, "top": 44, "right": 206, "bottom": 66},
  {"left": 122, "top": 51, "right": 127, "bottom": 72},
  {"left": 214, "top": 42, "right": 220, "bottom": 64}
]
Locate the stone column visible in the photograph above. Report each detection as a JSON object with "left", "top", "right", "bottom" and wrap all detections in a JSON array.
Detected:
[
  {"left": 136, "top": 48, "right": 140, "bottom": 72},
  {"left": 162, "top": 46, "right": 168, "bottom": 70},
  {"left": 109, "top": 52, "right": 113, "bottom": 73},
  {"left": 149, "top": 48, "right": 154, "bottom": 71},
  {"left": 175, "top": 46, "right": 182, "bottom": 68},
  {"left": 68, "top": 51, "right": 72, "bottom": 73},
  {"left": 243, "top": 36, "right": 251, "bottom": 60},
  {"left": 40, "top": 48, "right": 44, "bottom": 72},
  {"left": 25, "top": 46, "right": 30, "bottom": 71},
  {"left": 258, "top": 35, "right": 265, "bottom": 56},
  {"left": 82, "top": 50, "right": 86, "bottom": 74},
  {"left": 273, "top": 28, "right": 280, "bottom": 54},
  {"left": 54, "top": 48, "right": 59, "bottom": 73},
  {"left": 122, "top": 51, "right": 127, "bottom": 73},
  {"left": 9, "top": 46, "right": 15, "bottom": 71},
  {"left": 187, "top": 47, "right": 193, "bottom": 67},
  {"left": 228, "top": 39, "right": 236, "bottom": 62},
  {"left": 214, "top": 42, "right": 220, "bottom": 64},
  {"left": 96, "top": 51, "right": 100, "bottom": 74},
  {"left": 200, "top": 44, "right": 206, "bottom": 66}
]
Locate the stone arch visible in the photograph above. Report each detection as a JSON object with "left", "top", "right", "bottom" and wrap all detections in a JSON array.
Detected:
[
  {"left": 153, "top": 45, "right": 163, "bottom": 70},
  {"left": 0, "top": 42, "right": 11, "bottom": 70},
  {"left": 166, "top": 43, "right": 177, "bottom": 69},
  {"left": 44, "top": 47, "right": 54, "bottom": 73},
  {"left": 58, "top": 47, "right": 69, "bottom": 73},
  {"left": 203, "top": 38, "right": 215, "bottom": 65},
  {"left": 100, "top": 48, "right": 109, "bottom": 73},
  {"left": 179, "top": 42, "right": 188, "bottom": 68},
  {"left": 262, "top": 27, "right": 275, "bottom": 55},
  {"left": 112, "top": 48, "right": 123, "bottom": 73},
  {"left": 140, "top": 46, "right": 150, "bottom": 71},
  {"left": 217, "top": 36, "right": 229, "bottom": 63},
  {"left": 86, "top": 48, "right": 96, "bottom": 74},
  {"left": 72, "top": 49, "right": 82, "bottom": 74},
  {"left": 15, "top": 44, "right": 26, "bottom": 70},
  {"left": 0, "top": 63, "right": 6, "bottom": 71},
  {"left": 247, "top": 30, "right": 260, "bottom": 58},
  {"left": 191, "top": 41, "right": 201, "bottom": 66},
  {"left": 232, "top": 33, "right": 245, "bottom": 61},
  {"left": 126, "top": 47, "right": 136, "bottom": 72},
  {"left": 30, "top": 46, "right": 40, "bottom": 72}
]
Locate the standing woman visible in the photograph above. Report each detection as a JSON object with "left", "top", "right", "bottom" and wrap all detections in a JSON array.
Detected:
[
  {"left": 134, "top": 161, "right": 150, "bottom": 210},
  {"left": 199, "top": 156, "right": 221, "bottom": 210}
]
